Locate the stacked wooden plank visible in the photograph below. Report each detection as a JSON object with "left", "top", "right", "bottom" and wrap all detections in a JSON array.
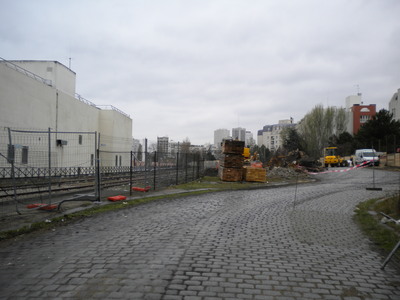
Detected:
[
  {"left": 219, "top": 153, "right": 244, "bottom": 168},
  {"left": 219, "top": 140, "right": 245, "bottom": 182},
  {"left": 243, "top": 166, "right": 267, "bottom": 182},
  {"left": 222, "top": 140, "right": 245, "bottom": 155}
]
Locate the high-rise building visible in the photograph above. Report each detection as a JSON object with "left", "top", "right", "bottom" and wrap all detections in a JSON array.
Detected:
[
  {"left": 232, "top": 127, "right": 246, "bottom": 142},
  {"left": 345, "top": 94, "right": 376, "bottom": 134},
  {"left": 389, "top": 88, "right": 400, "bottom": 121},
  {"left": 157, "top": 136, "right": 169, "bottom": 158},
  {"left": 245, "top": 131, "right": 255, "bottom": 147},
  {"left": 214, "top": 129, "right": 230, "bottom": 149}
]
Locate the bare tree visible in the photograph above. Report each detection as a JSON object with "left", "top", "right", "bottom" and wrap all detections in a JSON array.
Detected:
[
  {"left": 298, "top": 105, "right": 347, "bottom": 158},
  {"left": 180, "top": 137, "right": 191, "bottom": 153}
]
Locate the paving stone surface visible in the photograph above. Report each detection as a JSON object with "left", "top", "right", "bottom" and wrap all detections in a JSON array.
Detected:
[{"left": 1, "top": 168, "right": 400, "bottom": 299}]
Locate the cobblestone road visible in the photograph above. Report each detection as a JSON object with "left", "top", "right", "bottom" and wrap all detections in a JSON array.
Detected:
[{"left": 1, "top": 168, "right": 400, "bottom": 299}]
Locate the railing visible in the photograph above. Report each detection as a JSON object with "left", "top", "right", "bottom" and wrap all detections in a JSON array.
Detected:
[
  {"left": 96, "top": 105, "right": 130, "bottom": 118},
  {"left": 0, "top": 57, "right": 53, "bottom": 86},
  {"left": 74, "top": 93, "right": 100, "bottom": 109},
  {"left": 73, "top": 98, "right": 130, "bottom": 118}
]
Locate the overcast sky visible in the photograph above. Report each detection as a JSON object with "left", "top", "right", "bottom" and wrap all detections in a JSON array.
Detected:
[{"left": 1, "top": 0, "right": 399, "bottom": 145}]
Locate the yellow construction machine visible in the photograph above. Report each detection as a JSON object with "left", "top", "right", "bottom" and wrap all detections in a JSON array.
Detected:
[{"left": 323, "top": 147, "right": 345, "bottom": 167}]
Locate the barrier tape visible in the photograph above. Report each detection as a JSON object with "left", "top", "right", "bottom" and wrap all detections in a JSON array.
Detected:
[{"left": 306, "top": 161, "right": 371, "bottom": 175}]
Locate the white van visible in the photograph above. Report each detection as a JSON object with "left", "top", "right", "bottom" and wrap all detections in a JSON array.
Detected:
[{"left": 354, "top": 149, "right": 380, "bottom": 166}]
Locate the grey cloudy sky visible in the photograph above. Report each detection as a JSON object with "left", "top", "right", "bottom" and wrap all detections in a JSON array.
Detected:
[{"left": 1, "top": 0, "right": 399, "bottom": 145}]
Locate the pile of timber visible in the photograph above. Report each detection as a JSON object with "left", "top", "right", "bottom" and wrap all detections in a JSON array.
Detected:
[
  {"left": 242, "top": 166, "right": 267, "bottom": 182},
  {"left": 219, "top": 140, "right": 244, "bottom": 182}
]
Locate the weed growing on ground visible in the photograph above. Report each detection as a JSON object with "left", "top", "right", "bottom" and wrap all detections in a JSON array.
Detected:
[{"left": 354, "top": 195, "right": 400, "bottom": 253}]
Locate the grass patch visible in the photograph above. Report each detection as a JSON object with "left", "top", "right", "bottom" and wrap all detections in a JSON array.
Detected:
[
  {"left": 354, "top": 195, "right": 400, "bottom": 253},
  {"left": 171, "top": 176, "right": 269, "bottom": 190}
]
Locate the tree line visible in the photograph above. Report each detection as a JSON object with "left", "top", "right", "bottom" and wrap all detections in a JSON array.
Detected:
[{"left": 251, "top": 105, "right": 400, "bottom": 164}]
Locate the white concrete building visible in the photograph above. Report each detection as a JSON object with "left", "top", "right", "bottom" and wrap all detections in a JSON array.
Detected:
[
  {"left": 214, "top": 128, "right": 230, "bottom": 149},
  {"left": 345, "top": 93, "right": 362, "bottom": 134},
  {"left": 389, "top": 88, "right": 400, "bottom": 121},
  {"left": 0, "top": 59, "right": 132, "bottom": 169},
  {"left": 257, "top": 120, "right": 295, "bottom": 151}
]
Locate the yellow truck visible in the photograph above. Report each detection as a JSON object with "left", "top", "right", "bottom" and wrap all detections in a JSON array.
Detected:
[{"left": 323, "top": 147, "right": 345, "bottom": 167}]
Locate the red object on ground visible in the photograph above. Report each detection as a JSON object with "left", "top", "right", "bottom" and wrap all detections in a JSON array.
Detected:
[
  {"left": 107, "top": 195, "right": 127, "bottom": 202},
  {"left": 132, "top": 186, "right": 151, "bottom": 192},
  {"left": 251, "top": 162, "right": 263, "bottom": 168},
  {"left": 39, "top": 204, "right": 57, "bottom": 211},
  {"left": 27, "top": 203, "right": 47, "bottom": 209}
]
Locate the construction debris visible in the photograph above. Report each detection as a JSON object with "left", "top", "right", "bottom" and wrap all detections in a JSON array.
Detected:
[{"left": 268, "top": 167, "right": 301, "bottom": 179}]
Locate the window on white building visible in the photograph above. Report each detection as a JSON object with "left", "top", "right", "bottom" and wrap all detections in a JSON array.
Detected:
[{"left": 21, "top": 146, "right": 29, "bottom": 164}]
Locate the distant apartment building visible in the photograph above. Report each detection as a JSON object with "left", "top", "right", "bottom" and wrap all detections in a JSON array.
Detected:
[
  {"left": 189, "top": 144, "right": 206, "bottom": 153},
  {"left": 0, "top": 59, "right": 132, "bottom": 169},
  {"left": 214, "top": 128, "right": 230, "bottom": 149},
  {"left": 245, "top": 131, "right": 255, "bottom": 147},
  {"left": 232, "top": 127, "right": 246, "bottom": 142},
  {"left": 157, "top": 136, "right": 169, "bottom": 158},
  {"left": 389, "top": 88, "right": 400, "bottom": 121},
  {"left": 345, "top": 94, "right": 376, "bottom": 134},
  {"left": 257, "top": 120, "right": 295, "bottom": 151}
]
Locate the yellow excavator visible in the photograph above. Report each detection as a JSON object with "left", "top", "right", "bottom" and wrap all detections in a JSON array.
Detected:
[{"left": 323, "top": 146, "right": 345, "bottom": 167}]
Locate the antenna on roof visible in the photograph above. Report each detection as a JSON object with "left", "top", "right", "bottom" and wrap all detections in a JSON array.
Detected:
[
  {"left": 354, "top": 84, "right": 362, "bottom": 96},
  {"left": 68, "top": 57, "right": 72, "bottom": 69}
]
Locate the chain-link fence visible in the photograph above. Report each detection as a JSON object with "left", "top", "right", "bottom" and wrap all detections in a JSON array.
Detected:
[
  {"left": 0, "top": 127, "right": 98, "bottom": 215},
  {"left": 0, "top": 127, "right": 205, "bottom": 216},
  {"left": 98, "top": 149, "right": 204, "bottom": 193}
]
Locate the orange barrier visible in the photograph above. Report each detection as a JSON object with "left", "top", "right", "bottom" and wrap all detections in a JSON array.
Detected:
[
  {"left": 27, "top": 203, "right": 57, "bottom": 210},
  {"left": 132, "top": 186, "right": 151, "bottom": 192},
  {"left": 39, "top": 204, "right": 57, "bottom": 211},
  {"left": 27, "top": 203, "right": 46, "bottom": 209},
  {"left": 107, "top": 195, "right": 127, "bottom": 202}
]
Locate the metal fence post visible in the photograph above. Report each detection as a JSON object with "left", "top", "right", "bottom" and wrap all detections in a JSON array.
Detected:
[
  {"left": 185, "top": 152, "right": 188, "bottom": 183},
  {"left": 48, "top": 128, "right": 52, "bottom": 205},
  {"left": 197, "top": 156, "right": 200, "bottom": 179},
  {"left": 7, "top": 128, "right": 20, "bottom": 214},
  {"left": 130, "top": 151, "right": 133, "bottom": 196},
  {"left": 153, "top": 151, "right": 157, "bottom": 190},
  {"left": 95, "top": 132, "right": 101, "bottom": 202},
  {"left": 192, "top": 154, "right": 195, "bottom": 181},
  {"left": 176, "top": 151, "right": 179, "bottom": 185},
  {"left": 144, "top": 138, "right": 148, "bottom": 187}
]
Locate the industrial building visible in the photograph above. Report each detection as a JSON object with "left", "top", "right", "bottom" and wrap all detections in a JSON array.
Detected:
[{"left": 0, "top": 58, "right": 132, "bottom": 170}]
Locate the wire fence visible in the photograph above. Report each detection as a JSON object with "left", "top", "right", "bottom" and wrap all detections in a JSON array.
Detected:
[{"left": 0, "top": 127, "right": 205, "bottom": 216}]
